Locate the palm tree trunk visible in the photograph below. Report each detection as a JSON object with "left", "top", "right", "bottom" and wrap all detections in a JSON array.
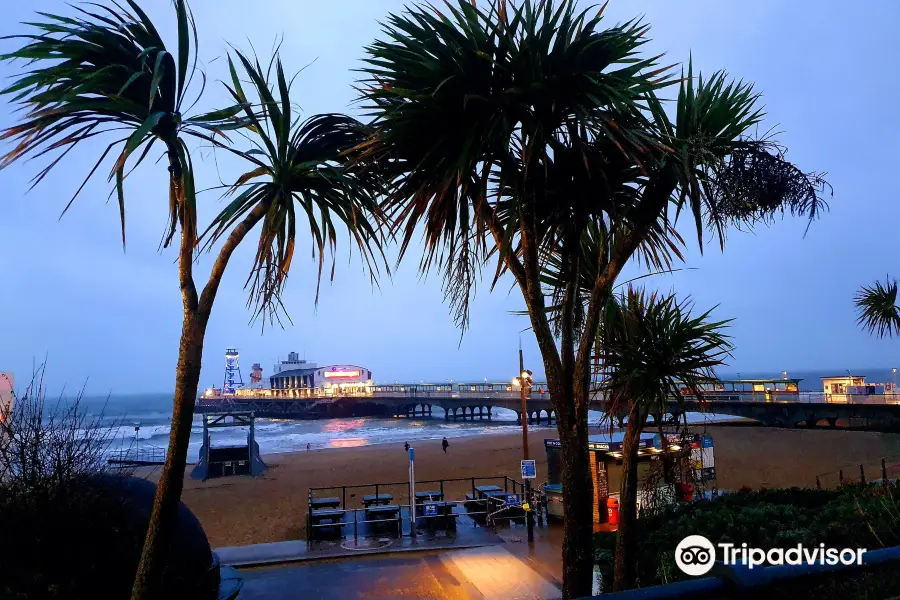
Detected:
[
  {"left": 558, "top": 379, "right": 594, "bottom": 600},
  {"left": 613, "top": 409, "right": 648, "bottom": 591},
  {"left": 130, "top": 192, "right": 269, "bottom": 600},
  {"left": 130, "top": 308, "right": 208, "bottom": 600}
]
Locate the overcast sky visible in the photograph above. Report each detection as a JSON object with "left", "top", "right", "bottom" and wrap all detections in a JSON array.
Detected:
[{"left": 1, "top": 0, "right": 898, "bottom": 394}]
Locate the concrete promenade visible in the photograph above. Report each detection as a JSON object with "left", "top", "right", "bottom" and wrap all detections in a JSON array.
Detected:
[{"left": 236, "top": 546, "right": 562, "bottom": 600}]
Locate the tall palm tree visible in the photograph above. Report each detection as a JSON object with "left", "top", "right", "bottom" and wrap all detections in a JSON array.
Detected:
[
  {"left": 0, "top": 4, "right": 383, "bottom": 599},
  {"left": 357, "top": 1, "right": 828, "bottom": 596},
  {"left": 596, "top": 287, "right": 732, "bottom": 590},
  {"left": 855, "top": 277, "right": 900, "bottom": 338}
]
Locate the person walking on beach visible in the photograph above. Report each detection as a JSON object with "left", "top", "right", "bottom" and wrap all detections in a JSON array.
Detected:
[
  {"left": 441, "top": 437, "right": 449, "bottom": 454},
  {"left": 306, "top": 442, "right": 311, "bottom": 452},
  {"left": 404, "top": 441, "right": 410, "bottom": 453}
]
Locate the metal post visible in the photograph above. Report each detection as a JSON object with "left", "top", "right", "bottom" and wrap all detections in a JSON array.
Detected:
[
  {"left": 342, "top": 486, "right": 346, "bottom": 509},
  {"left": 860, "top": 464, "right": 866, "bottom": 485},
  {"left": 409, "top": 447, "right": 416, "bottom": 539},
  {"left": 883, "top": 458, "right": 888, "bottom": 487},
  {"left": 839, "top": 469, "right": 844, "bottom": 487},
  {"left": 520, "top": 347, "right": 534, "bottom": 543}
]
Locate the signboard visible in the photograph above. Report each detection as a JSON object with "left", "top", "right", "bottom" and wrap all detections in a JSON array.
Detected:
[
  {"left": 322, "top": 365, "right": 363, "bottom": 379},
  {"left": 521, "top": 460, "right": 537, "bottom": 480},
  {"left": 326, "top": 371, "right": 360, "bottom": 378},
  {"left": 544, "top": 436, "right": 653, "bottom": 453},
  {"left": 505, "top": 494, "right": 520, "bottom": 507},
  {"left": 424, "top": 503, "right": 437, "bottom": 516},
  {"left": 596, "top": 470, "right": 609, "bottom": 501}
]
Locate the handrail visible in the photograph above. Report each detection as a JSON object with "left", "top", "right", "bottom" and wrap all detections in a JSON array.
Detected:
[{"left": 584, "top": 545, "right": 900, "bottom": 600}]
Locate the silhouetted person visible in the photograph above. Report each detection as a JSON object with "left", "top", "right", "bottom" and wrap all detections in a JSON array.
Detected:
[
  {"left": 306, "top": 442, "right": 311, "bottom": 452},
  {"left": 442, "top": 437, "right": 449, "bottom": 454},
  {"left": 404, "top": 441, "right": 410, "bottom": 453}
]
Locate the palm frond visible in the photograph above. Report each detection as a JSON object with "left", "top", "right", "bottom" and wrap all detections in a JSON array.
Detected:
[
  {"left": 855, "top": 277, "right": 900, "bottom": 338},
  {"left": 0, "top": 0, "right": 242, "bottom": 247},
  {"left": 359, "top": 0, "right": 671, "bottom": 330},
  {"left": 596, "top": 286, "right": 733, "bottom": 417},
  {"left": 202, "top": 51, "right": 387, "bottom": 326}
]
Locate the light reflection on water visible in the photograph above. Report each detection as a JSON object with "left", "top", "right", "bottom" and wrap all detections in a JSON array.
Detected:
[
  {"left": 329, "top": 437, "right": 369, "bottom": 448},
  {"left": 322, "top": 418, "right": 367, "bottom": 433}
]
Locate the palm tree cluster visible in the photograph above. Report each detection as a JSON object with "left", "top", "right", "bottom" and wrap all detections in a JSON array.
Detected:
[
  {"left": 357, "top": 1, "right": 827, "bottom": 596},
  {"left": 1, "top": 2, "right": 383, "bottom": 599},
  {"left": 0, "top": 1, "right": 830, "bottom": 599},
  {"left": 596, "top": 288, "right": 732, "bottom": 589}
]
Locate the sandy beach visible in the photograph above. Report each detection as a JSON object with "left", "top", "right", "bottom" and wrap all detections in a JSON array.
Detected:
[{"left": 145, "top": 426, "right": 900, "bottom": 548}]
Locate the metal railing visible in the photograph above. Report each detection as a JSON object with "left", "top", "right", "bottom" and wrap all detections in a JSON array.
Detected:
[
  {"left": 202, "top": 386, "right": 900, "bottom": 407},
  {"left": 585, "top": 545, "right": 900, "bottom": 599},
  {"left": 306, "top": 475, "right": 529, "bottom": 545},
  {"left": 107, "top": 446, "right": 166, "bottom": 466}
]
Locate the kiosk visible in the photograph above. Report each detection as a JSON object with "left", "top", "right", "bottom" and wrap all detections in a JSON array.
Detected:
[{"left": 543, "top": 431, "right": 710, "bottom": 524}]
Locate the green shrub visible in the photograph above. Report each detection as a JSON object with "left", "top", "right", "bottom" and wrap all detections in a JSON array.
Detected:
[{"left": 595, "top": 485, "right": 900, "bottom": 596}]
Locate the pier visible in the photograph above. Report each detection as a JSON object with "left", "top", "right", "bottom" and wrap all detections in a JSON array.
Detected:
[{"left": 196, "top": 381, "right": 900, "bottom": 432}]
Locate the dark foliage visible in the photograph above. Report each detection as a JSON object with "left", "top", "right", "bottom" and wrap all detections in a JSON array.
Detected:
[
  {"left": 594, "top": 486, "right": 900, "bottom": 596},
  {"left": 855, "top": 277, "right": 900, "bottom": 339}
]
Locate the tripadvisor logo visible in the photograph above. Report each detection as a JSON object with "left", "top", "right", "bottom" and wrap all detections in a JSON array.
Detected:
[{"left": 675, "top": 535, "right": 866, "bottom": 577}]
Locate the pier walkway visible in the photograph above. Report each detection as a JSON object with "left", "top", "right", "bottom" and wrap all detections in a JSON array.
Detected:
[{"left": 197, "top": 384, "right": 900, "bottom": 432}]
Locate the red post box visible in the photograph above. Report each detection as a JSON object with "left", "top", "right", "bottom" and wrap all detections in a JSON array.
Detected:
[{"left": 607, "top": 497, "right": 620, "bottom": 525}]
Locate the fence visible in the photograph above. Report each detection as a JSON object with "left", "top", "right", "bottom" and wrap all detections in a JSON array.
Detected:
[
  {"left": 584, "top": 545, "right": 900, "bottom": 599},
  {"left": 106, "top": 446, "right": 166, "bottom": 466},
  {"left": 815, "top": 454, "right": 900, "bottom": 489}
]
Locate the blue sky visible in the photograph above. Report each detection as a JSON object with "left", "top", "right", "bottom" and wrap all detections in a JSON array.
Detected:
[{"left": 1, "top": 0, "right": 899, "bottom": 394}]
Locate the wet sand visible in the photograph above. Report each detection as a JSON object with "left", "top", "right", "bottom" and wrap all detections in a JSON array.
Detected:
[{"left": 144, "top": 426, "right": 900, "bottom": 548}]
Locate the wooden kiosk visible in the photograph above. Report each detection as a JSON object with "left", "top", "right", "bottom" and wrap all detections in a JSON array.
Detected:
[{"left": 543, "top": 431, "right": 710, "bottom": 524}]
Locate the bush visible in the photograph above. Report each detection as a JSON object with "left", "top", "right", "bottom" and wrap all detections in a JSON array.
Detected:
[
  {"left": 596, "top": 485, "right": 900, "bottom": 596},
  {"left": 0, "top": 370, "right": 215, "bottom": 600}
]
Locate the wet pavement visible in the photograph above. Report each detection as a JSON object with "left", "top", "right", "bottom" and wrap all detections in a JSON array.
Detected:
[{"left": 237, "top": 546, "right": 562, "bottom": 600}]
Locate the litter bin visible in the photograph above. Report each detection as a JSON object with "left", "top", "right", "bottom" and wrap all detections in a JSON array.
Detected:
[
  {"left": 678, "top": 483, "right": 694, "bottom": 502},
  {"left": 607, "top": 497, "right": 619, "bottom": 525}
]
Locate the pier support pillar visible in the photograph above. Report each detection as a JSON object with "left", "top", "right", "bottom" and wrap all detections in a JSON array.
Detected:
[{"left": 487, "top": 406, "right": 492, "bottom": 421}]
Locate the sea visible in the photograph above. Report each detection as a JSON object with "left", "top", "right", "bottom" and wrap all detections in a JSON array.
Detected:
[{"left": 71, "top": 368, "right": 898, "bottom": 462}]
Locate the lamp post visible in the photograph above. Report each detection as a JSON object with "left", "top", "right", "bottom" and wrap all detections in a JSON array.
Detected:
[{"left": 516, "top": 347, "right": 535, "bottom": 543}]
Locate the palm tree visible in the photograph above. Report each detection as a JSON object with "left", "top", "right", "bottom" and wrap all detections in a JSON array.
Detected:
[
  {"left": 357, "top": 2, "right": 828, "bottom": 597},
  {"left": 855, "top": 277, "right": 900, "bottom": 338},
  {"left": 596, "top": 287, "right": 732, "bottom": 590},
  {"left": 0, "top": 4, "right": 383, "bottom": 599}
]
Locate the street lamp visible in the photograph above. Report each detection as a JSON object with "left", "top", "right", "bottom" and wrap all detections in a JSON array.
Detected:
[{"left": 516, "top": 348, "right": 535, "bottom": 543}]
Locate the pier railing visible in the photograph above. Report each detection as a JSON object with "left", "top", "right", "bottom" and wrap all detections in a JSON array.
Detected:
[{"left": 205, "top": 385, "right": 900, "bottom": 406}]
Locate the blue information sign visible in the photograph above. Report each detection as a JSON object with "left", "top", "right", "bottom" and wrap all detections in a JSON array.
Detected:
[
  {"left": 505, "top": 494, "right": 520, "bottom": 506},
  {"left": 424, "top": 503, "right": 437, "bottom": 516},
  {"left": 521, "top": 459, "right": 537, "bottom": 480}
]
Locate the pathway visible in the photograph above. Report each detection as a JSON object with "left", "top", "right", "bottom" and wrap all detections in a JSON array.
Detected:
[{"left": 236, "top": 546, "right": 562, "bottom": 600}]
